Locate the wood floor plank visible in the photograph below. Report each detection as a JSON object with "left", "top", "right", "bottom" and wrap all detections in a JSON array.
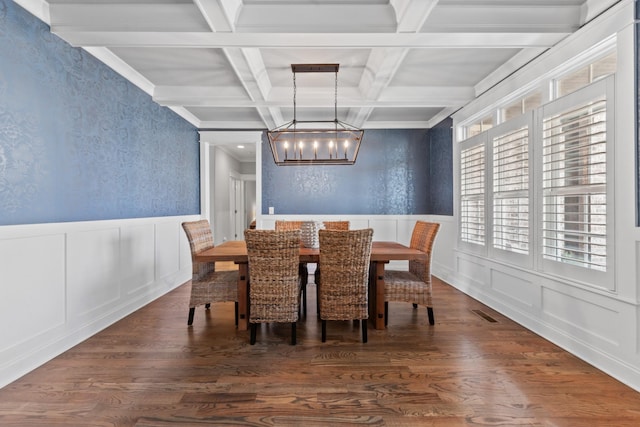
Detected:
[{"left": 1, "top": 277, "right": 639, "bottom": 426}]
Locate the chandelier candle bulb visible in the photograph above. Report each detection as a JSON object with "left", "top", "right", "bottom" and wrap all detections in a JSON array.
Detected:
[
  {"left": 314, "top": 141, "right": 318, "bottom": 159},
  {"left": 284, "top": 142, "right": 288, "bottom": 160}
]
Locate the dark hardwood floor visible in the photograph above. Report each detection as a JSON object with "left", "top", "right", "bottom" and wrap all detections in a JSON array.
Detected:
[{"left": 2, "top": 270, "right": 640, "bottom": 426}]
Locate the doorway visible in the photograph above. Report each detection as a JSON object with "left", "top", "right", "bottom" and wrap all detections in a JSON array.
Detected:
[{"left": 198, "top": 131, "right": 262, "bottom": 245}]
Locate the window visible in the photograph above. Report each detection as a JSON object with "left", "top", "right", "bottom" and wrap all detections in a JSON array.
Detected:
[
  {"left": 457, "top": 75, "right": 613, "bottom": 287},
  {"left": 501, "top": 91, "right": 542, "bottom": 122},
  {"left": 466, "top": 115, "right": 494, "bottom": 138},
  {"left": 493, "top": 126, "right": 530, "bottom": 255},
  {"left": 555, "top": 52, "right": 617, "bottom": 98},
  {"left": 460, "top": 141, "right": 485, "bottom": 246},
  {"left": 542, "top": 94, "right": 607, "bottom": 271}
]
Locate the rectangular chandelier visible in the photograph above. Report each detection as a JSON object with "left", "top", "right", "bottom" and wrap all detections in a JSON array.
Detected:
[{"left": 267, "top": 64, "right": 364, "bottom": 166}]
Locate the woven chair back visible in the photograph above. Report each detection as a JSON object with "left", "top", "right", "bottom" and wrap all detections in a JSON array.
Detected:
[
  {"left": 275, "top": 220, "right": 303, "bottom": 231},
  {"left": 318, "top": 228, "right": 373, "bottom": 321},
  {"left": 182, "top": 220, "right": 214, "bottom": 259},
  {"left": 182, "top": 220, "right": 217, "bottom": 277},
  {"left": 245, "top": 229, "right": 302, "bottom": 323},
  {"left": 322, "top": 221, "right": 350, "bottom": 231},
  {"left": 408, "top": 221, "right": 440, "bottom": 282}
]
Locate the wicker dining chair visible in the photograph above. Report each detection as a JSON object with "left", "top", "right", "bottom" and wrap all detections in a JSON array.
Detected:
[
  {"left": 182, "top": 220, "right": 239, "bottom": 326},
  {"left": 322, "top": 221, "right": 350, "bottom": 231},
  {"left": 245, "top": 229, "right": 302, "bottom": 345},
  {"left": 274, "top": 220, "right": 309, "bottom": 316},
  {"left": 274, "top": 220, "right": 303, "bottom": 231},
  {"left": 317, "top": 228, "right": 373, "bottom": 343},
  {"left": 383, "top": 221, "right": 440, "bottom": 326},
  {"left": 315, "top": 221, "right": 350, "bottom": 316}
]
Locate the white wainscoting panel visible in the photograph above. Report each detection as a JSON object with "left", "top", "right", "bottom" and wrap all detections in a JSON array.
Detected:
[
  {"left": 155, "top": 219, "right": 181, "bottom": 284},
  {"left": 67, "top": 227, "right": 122, "bottom": 321},
  {"left": 0, "top": 215, "right": 197, "bottom": 388},
  {"left": 0, "top": 234, "right": 66, "bottom": 354},
  {"left": 490, "top": 268, "right": 537, "bottom": 310},
  {"left": 121, "top": 223, "right": 156, "bottom": 296},
  {"left": 541, "top": 285, "right": 620, "bottom": 348},
  {"left": 428, "top": 215, "right": 455, "bottom": 281},
  {"left": 455, "top": 254, "right": 488, "bottom": 288}
]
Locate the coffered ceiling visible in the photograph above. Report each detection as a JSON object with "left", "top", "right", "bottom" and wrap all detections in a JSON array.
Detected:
[{"left": 18, "top": 0, "right": 619, "bottom": 137}]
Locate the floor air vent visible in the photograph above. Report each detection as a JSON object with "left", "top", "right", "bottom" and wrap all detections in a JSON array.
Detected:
[{"left": 472, "top": 309, "right": 498, "bottom": 323}]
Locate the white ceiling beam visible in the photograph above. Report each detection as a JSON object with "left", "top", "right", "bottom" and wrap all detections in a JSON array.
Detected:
[
  {"left": 391, "top": 0, "right": 439, "bottom": 33},
  {"left": 198, "top": 120, "right": 267, "bottom": 129},
  {"left": 363, "top": 120, "right": 432, "bottom": 129},
  {"left": 152, "top": 85, "right": 473, "bottom": 108},
  {"left": 222, "top": 47, "right": 273, "bottom": 127},
  {"left": 193, "top": 0, "right": 239, "bottom": 33},
  {"left": 51, "top": 31, "right": 570, "bottom": 49},
  {"left": 349, "top": 48, "right": 409, "bottom": 126}
]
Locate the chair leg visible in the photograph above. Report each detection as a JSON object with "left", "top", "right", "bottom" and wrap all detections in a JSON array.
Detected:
[
  {"left": 234, "top": 302, "right": 239, "bottom": 326},
  {"left": 427, "top": 307, "right": 435, "bottom": 325},
  {"left": 300, "top": 264, "right": 308, "bottom": 317},
  {"left": 315, "top": 269, "right": 321, "bottom": 319},
  {"left": 250, "top": 323, "right": 257, "bottom": 345},
  {"left": 321, "top": 320, "right": 327, "bottom": 342},
  {"left": 291, "top": 322, "right": 297, "bottom": 345},
  {"left": 384, "top": 301, "right": 389, "bottom": 326},
  {"left": 362, "top": 319, "right": 368, "bottom": 343},
  {"left": 302, "top": 285, "right": 307, "bottom": 316},
  {"left": 187, "top": 307, "right": 195, "bottom": 325}
]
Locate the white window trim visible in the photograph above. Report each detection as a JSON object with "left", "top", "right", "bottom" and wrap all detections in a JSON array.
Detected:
[
  {"left": 534, "top": 76, "right": 615, "bottom": 290},
  {"left": 458, "top": 133, "right": 488, "bottom": 256},
  {"left": 487, "top": 112, "right": 535, "bottom": 269}
]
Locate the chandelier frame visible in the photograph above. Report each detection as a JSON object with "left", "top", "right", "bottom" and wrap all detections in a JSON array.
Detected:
[{"left": 267, "top": 64, "right": 364, "bottom": 166}]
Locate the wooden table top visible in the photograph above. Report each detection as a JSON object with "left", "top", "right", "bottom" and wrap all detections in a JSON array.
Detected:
[{"left": 195, "top": 240, "right": 427, "bottom": 263}]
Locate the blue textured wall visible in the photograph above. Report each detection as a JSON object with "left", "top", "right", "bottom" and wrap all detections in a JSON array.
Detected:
[
  {"left": 262, "top": 129, "right": 433, "bottom": 215},
  {"left": 0, "top": 0, "right": 200, "bottom": 226},
  {"left": 428, "top": 118, "right": 453, "bottom": 215}
]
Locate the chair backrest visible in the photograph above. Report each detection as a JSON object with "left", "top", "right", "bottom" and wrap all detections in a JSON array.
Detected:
[
  {"left": 182, "top": 219, "right": 216, "bottom": 277},
  {"left": 244, "top": 229, "right": 301, "bottom": 323},
  {"left": 275, "top": 220, "right": 303, "bottom": 231},
  {"left": 408, "top": 221, "right": 440, "bottom": 282},
  {"left": 182, "top": 220, "right": 214, "bottom": 258},
  {"left": 323, "top": 221, "right": 350, "bottom": 231},
  {"left": 318, "top": 228, "right": 373, "bottom": 320}
]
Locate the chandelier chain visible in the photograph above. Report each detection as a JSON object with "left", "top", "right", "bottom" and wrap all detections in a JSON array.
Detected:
[
  {"left": 334, "top": 69, "right": 338, "bottom": 122},
  {"left": 293, "top": 71, "right": 297, "bottom": 123}
]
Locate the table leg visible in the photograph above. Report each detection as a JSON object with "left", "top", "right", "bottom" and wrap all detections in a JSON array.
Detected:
[
  {"left": 374, "top": 261, "right": 387, "bottom": 330},
  {"left": 237, "top": 262, "right": 249, "bottom": 331}
]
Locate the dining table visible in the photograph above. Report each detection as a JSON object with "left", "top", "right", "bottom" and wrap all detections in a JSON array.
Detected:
[{"left": 194, "top": 240, "right": 427, "bottom": 331}]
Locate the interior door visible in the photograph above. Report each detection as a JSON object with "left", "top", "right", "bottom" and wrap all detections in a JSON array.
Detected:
[{"left": 230, "top": 176, "right": 244, "bottom": 240}]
